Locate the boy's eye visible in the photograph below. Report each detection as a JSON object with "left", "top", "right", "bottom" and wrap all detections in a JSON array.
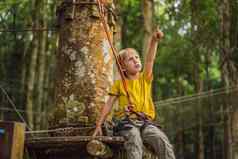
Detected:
[{"left": 128, "top": 57, "right": 133, "bottom": 61}]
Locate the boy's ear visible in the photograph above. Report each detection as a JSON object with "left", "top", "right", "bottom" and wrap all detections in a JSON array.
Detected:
[{"left": 121, "top": 67, "right": 126, "bottom": 72}]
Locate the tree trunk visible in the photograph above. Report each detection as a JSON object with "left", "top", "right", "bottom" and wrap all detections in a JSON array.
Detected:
[
  {"left": 232, "top": 110, "right": 238, "bottom": 159},
  {"left": 230, "top": 0, "right": 238, "bottom": 54},
  {"left": 113, "top": 0, "right": 123, "bottom": 50},
  {"left": 142, "top": 0, "right": 154, "bottom": 59},
  {"left": 175, "top": 79, "right": 185, "bottom": 159},
  {"left": 40, "top": 0, "right": 59, "bottom": 130},
  {"left": 194, "top": 75, "right": 205, "bottom": 159},
  {"left": 25, "top": 0, "right": 40, "bottom": 130},
  {"left": 141, "top": 0, "right": 159, "bottom": 102},
  {"left": 230, "top": 1, "right": 238, "bottom": 158},
  {"left": 191, "top": 0, "right": 205, "bottom": 158},
  {"left": 20, "top": 37, "right": 30, "bottom": 109},
  {"left": 219, "top": 0, "right": 238, "bottom": 158},
  {"left": 205, "top": 50, "right": 216, "bottom": 159},
  {"left": 35, "top": 0, "right": 48, "bottom": 130},
  {"left": 49, "top": 0, "right": 114, "bottom": 128}
]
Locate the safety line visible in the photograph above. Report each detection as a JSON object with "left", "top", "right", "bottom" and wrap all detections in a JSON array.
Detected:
[{"left": 0, "top": 85, "right": 32, "bottom": 131}]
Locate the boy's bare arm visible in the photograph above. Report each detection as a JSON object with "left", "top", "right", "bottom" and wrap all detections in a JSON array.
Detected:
[
  {"left": 144, "top": 27, "right": 164, "bottom": 79},
  {"left": 96, "top": 96, "right": 117, "bottom": 127},
  {"left": 93, "top": 95, "right": 117, "bottom": 136}
]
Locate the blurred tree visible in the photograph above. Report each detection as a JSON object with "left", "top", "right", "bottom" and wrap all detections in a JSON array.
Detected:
[
  {"left": 25, "top": 0, "right": 41, "bottom": 129},
  {"left": 218, "top": 0, "right": 238, "bottom": 158},
  {"left": 142, "top": 0, "right": 154, "bottom": 58},
  {"left": 34, "top": 0, "right": 48, "bottom": 130}
]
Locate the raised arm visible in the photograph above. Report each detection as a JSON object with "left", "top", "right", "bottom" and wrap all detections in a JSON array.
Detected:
[
  {"left": 93, "top": 95, "right": 117, "bottom": 137},
  {"left": 144, "top": 27, "right": 164, "bottom": 79}
]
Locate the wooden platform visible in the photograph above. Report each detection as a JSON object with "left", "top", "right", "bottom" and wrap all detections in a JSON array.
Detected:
[
  {"left": 25, "top": 127, "right": 158, "bottom": 159},
  {"left": 25, "top": 135, "right": 125, "bottom": 159},
  {"left": 26, "top": 136, "right": 124, "bottom": 148}
]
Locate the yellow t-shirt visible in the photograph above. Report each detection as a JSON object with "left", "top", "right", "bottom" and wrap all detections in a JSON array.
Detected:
[{"left": 109, "top": 72, "right": 155, "bottom": 120}]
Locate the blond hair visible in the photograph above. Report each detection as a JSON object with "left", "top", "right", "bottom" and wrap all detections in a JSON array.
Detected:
[
  {"left": 117, "top": 48, "right": 139, "bottom": 77},
  {"left": 118, "top": 48, "right": 139, "bottom": 65}
]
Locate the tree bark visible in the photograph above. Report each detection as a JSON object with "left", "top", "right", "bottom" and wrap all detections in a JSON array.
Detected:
[{"left": 49, "top": 0, "right": 114, "bottom": 128}]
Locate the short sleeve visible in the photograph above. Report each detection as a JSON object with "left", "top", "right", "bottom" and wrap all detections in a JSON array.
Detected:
[
  {"left": 142, "top": 71, "right": 153, "bottom": 83},
  {"left": 108, "top": 80, "right": 120, "bottom": 96}
]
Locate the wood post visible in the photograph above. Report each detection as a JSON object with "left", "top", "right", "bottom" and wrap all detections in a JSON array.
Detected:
[{"left": 0, "top": 121, "right": 25, "bottom": 159}]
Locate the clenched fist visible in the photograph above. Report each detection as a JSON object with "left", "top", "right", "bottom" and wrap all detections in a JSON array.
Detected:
[{"left": 152, "top": 26, "right": 164, "bottom": 41}]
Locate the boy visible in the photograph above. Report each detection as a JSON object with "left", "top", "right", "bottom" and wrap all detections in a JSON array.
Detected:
[{"left": 93, "top": 27, "right": 175, "bottom": 159}]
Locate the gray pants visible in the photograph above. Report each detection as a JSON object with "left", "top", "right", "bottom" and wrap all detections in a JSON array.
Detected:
[{"left": 118, "top": 123, "right": 175, "bottom": 159}]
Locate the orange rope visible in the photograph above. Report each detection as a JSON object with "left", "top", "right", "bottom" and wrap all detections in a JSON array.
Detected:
[
  {"left": 96, "top": 0, "right": 132, "bottom": 105},
  {"left": 96, "top": 1, "right": 154, "bottom": 121}
]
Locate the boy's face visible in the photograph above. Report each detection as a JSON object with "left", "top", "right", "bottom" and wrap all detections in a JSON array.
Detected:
[{"left": 123, "top": 51, "right": 142, "bottom": 75}]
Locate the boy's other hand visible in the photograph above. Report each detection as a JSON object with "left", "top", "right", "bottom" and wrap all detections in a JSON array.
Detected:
[
  {"left": 92, "top": 125, "right": 103, "bottom": 137},
  {"left": 153, "top": 26, "right": 164, "bottom": 41}
]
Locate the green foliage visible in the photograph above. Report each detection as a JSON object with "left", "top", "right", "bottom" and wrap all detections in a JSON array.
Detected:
[
  {"left": 0, "top": 0, "right": 58, "bottom": 115},
  {"left": 118, "top": 0, "right": 144, "bottom": 54}
]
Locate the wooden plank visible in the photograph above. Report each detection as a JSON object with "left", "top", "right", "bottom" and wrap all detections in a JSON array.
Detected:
[
  {"left": 26, "top": 135, "right": 125, "bottom": 159},
  {"left": 26, "top": 136, "right": 124, "bottom": 148},
  {"left": 0, "top": 121, "right": 25, "bottom": 159}
]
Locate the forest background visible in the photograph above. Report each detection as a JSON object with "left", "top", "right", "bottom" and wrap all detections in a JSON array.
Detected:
[{"left": 0, "top": 0, "right": 238, "bottom": 159}]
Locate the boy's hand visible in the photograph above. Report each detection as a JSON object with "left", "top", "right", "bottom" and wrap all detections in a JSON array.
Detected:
[
  {"left": 152, "top": 26, "right": 164, "bottom": 41},
  {"left": 92, "top": 125, "right": 103, "bottom": 137}
]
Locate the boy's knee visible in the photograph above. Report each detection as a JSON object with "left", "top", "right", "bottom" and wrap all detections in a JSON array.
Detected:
[
  {"left": 120, "top": 127, "right": 143, "bottom": 145},
  {"left": 143, "top": 125, "right": 168, "bottom": 139}
]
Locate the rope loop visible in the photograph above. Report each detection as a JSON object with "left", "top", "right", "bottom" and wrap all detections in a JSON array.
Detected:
[{"left": 96, "top": 0, "right": 133, "bottom": 106}]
